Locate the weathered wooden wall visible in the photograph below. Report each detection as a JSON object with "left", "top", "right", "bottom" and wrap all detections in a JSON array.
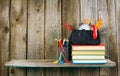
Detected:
[{"left": 0, "top": 0, "right": 120, "bottom": 76}]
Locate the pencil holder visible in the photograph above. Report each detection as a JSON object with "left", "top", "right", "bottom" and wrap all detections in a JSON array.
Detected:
[{"left": 57, "top": 47, "right": 69, "bottom": 62}]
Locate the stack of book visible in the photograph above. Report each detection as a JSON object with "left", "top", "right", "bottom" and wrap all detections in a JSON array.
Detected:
[{"left": 72, "top": 44, "right": 107, "bottom": 64}]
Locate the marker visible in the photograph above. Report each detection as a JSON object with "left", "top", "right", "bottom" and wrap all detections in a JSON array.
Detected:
[
  {"left": 66, "top": 39, "right": 69, "bottom": 49},
  {"left": 65, "top": 39, "right": 68, "bottom": 58},
  {"left": 63, "top": 38, "right": 66, "bottom": 47},
  {"left": 55, "top": 39, "right": 59, "bottom": 47}
]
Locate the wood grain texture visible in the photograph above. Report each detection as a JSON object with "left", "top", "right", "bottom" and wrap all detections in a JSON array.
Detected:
[
  {"left": 10, "top": 0, "right": 27, "bottom": 61},
  {"left": 0, "top": 0, "right": 120, "bottom": 76},
  {"left": 5, "top": 60, "right": 115, "bottom": 67},
  {"left": 27, "top": 0, "right": 45, "bottom": 76},
  {"left": 62, "top": 0, "right": 80, "bottom": 38},
  {"left": 0, "top": 0, "right": 9, "bottom": 76},
  {"left": 98, "top": 0, "right": 110, "bottom": 76},
  {"left": 44, "top": 0, "right": 62, "bottom": 76},
  {"left": 81, "top": 0, "right": 97, "bottom": 21},
  {"left": 10, "top": 0, "right": 27, "bottom": 76},
  {"left": 98, "top": 0, "right": 118, "bottom": 76},
  {"left": 62, "top": 68, "right": 80, "bottom": 76},
  {"left": 62, "top": 0, "right": 80, "bottom": 76},
  {"left": 80, "top": 68, "right": 100, "bottom": 76},
  {"left": 45, "top": 0, "right": 61, "bottom": 59},
  {"left": 80, "top": 0, "right": 99, "bottom": 76},
  {"left": 27, "top": 0, "right": 44, "bottom": 59},
  {"left": 44, "top": 68, "right": 62, "bottom": 76},
  {"left": 107, "top": 0, "right": 117, "bottom": 42},
  {"left": 115, "top": 0, "right": 120, "bottom": 76},
  {"left": 107, "top": 0, "right": 118, "bottom": 76}
]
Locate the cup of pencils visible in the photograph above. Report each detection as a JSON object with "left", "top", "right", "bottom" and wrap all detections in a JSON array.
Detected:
[{"left": 54, "top": 39, "right": 70, "bottom": 64}]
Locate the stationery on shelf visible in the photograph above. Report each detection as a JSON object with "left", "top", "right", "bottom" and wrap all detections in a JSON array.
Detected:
[
  {"left": 54, "top": 18, "right": 106, "bottom": 64},
  {"left": 54, "top": 39, "right": 70, "bottom": 64}
]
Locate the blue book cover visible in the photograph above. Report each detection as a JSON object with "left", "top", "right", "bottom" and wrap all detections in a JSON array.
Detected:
[{"left": 72, "top": 59, "right": 107, "bottom": 64}]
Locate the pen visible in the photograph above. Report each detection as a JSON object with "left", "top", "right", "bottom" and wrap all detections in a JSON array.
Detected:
[
  {"left": 66, "top": 39, "right": 69, "bottom": 49},
  {"left": 65, "top": 39, "right": 69, "bottom": 61}
]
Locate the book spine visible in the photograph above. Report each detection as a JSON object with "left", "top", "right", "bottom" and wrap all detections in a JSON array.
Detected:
[
  {"left": 72, "top": 44, "right": 105, "bottom": 46},
  {"left": 72, "top": 56, "right": 105, "bottom": 59},
  {"left": 72, "top": 54, "right": 105, "bottom": 56},
  {"left": 72, "top": 50, "right": 105, "bottom": 51},
  {"left": 72, "top": 60, "right": 107, "bottom": 64},
  {"left": 72, "top": 52, "right": 105, "bottom": 55},
  {"left": 72, "top": 46, "right": 105, "bottom": 50},
  {"left": 72, "top": 47, "right": 105, "bottom": 50},
  {"left": 72, "top": 54, "right": 105, "bottom": 55}
]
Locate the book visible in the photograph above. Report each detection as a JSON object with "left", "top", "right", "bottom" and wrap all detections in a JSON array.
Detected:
[
  {"left": 72, "top": 56, "right": 105, "bottom": 59},
  {"left": 72, "top": 44, "right": 105, "bottom": 50},
  {"left": 72, "top": 59, "right": 107, "bottom": 64},
  {"left": 71, "top": 44, "right": 107, "bottom": 64},
  {"left": 72, "top": 54, "right": 104, "bottom": 56},
  {"left": 72, "top": 51, "right": 105, "bottom": 55},
  {"left": 72, "top": 50, "right": 105, "bottom": 51}
]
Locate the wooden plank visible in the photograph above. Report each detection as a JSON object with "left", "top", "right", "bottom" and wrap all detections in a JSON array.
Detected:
[
  {"left": 0, "top": 0, "right": 10, "bottom": 76},
  {"left": 44, "top": 0, "right": 62, "bottom": 76},
  {"left": 10, "top": 0, "right": 27, "bottom": 76},
  {"left": 44, "top": 68, "right": 62, "bottom": 76},
  {"left": 27, "top": 0, "right": 44, "bottom": 59},
  {"left": 62, "top": 0, "right": 80, "bottom": 76},
  {"left": 80, "top": 68, "right": 100, "bottom": 76},
  {"left": 97, "top": 0, "right": 110, "bottom": 76},
  {"left": 98, "top": 0, "right": 118, "bottom": 76},
  {"left": 45, "top": 0, "right": 61, "bottom": 59},
  {"left": 115, "top": 0, "right": 120, "bottom": 76},
  {"left": 5, "top": 59, "right": 116, "bottom": 68},
  {"left": 62, "top": 0, "right": 80, "bottom": 38},
  {"left": 107, "top": 0, "right": 119, "bottom": 76},
  {"left": 80, "top": 0, "right": 99, "bottom": 76},
  {"left": 62, "top": 68, "right": 80, "bottom": 76},
  {"left": 27, "top": 0, "right": 44, "bottom": 76},
  {"left": 81, "top": 0, "right": 97, "bottom": 21},
  {"left": 107, "top": 0, "right": 117, "bottom": 42},
  {"left": 100, "top": 68, "right": 110, "bottom": 76}
]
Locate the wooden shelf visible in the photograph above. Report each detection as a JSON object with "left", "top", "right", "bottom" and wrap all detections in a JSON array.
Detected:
[{"left": 5, "top": 59, "right": 116, "bottom": 68}]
